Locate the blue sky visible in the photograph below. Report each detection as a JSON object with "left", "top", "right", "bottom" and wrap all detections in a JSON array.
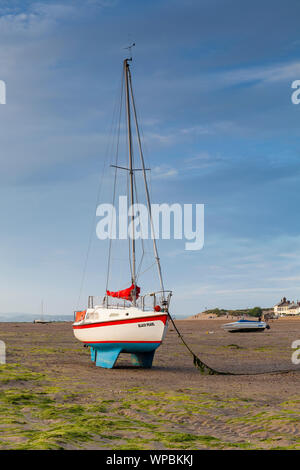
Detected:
[{"left": 0, "top": 0, "right": 300, "bottom": 316}]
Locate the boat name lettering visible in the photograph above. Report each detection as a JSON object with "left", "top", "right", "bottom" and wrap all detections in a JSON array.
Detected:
[{"left": 138, "top": 322, "right": 155, "bottom": 328}]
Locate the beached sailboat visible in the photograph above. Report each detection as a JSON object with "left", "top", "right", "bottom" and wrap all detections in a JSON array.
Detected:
[
  {"left": 73, "top": 57, "right": 172, "bottom": 368},
  {"left": 33, "top": 300, "right": 48, "bottom": 324}
]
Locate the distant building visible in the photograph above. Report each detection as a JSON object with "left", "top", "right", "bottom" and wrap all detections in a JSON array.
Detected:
[{"left": 274, "top": 297, "right": 300, "bottom": 316}]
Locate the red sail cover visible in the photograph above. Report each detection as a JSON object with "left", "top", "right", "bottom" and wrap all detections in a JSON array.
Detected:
[{"left": 106, "top": 284, "right": 140, "bottom": 301}]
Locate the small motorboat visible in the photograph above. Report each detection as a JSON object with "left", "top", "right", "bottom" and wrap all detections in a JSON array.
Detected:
[{"left": 221, "top": 319, "right": 270, "bottom": 332}]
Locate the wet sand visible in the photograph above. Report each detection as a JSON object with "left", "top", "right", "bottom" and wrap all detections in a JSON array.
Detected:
[{"left": 0, "top": 319, "right": 299, "bottom": 449}]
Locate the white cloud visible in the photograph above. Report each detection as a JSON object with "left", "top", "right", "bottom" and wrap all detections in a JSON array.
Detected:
[
  {"left": 145, "top": 131, "right": 176, "bottom": 145},
  {"left": 267, "top": 276, "right": 300, "bottom": 282},
  {"left": 144, "top": 59, "right": 300, "bottom": 103},
  {"left": 0, "top": 4, "right": 77, "bottom": 35},
  {"left": 152, "top": 165, "right": 178, "bottom": 179},
  {"left": 181, "top": 125, "right": 211, "bottom": 135},
  {"left": 181, "top": 121, "right": 238, "bottom": 135},
  {"left": 223, "top": 61, "right": 300, "bottom": 85},
  {"left": 184, "top": 152, "right": 223, "bottom": 169},
  {"left": 0, "top": 1, "right": 117, "bottom": 36}
]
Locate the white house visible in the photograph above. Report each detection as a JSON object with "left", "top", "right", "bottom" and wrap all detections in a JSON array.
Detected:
[{"left": 274, "top": 297, "right": 300, "bottom": 316}]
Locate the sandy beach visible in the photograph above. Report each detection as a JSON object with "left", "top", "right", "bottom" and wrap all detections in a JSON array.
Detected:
[{"left": 0, "top": 319, "right": 299, "bottom": 449}]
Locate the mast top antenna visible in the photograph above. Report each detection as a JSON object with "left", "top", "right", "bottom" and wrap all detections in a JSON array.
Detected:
[{"left": 124, "top": 42, "right": 135, "bottom": 61}]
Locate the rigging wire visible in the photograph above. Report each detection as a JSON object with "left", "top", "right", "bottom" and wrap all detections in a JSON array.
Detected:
[
  {"left": 76, "top": 66, "right": 124, "bottom": 310},
  {"left": 129, "top": 72, "right": 161, "bottom": 288},
  {"left": 105, "top": 69, "right": 124, "bottom": 293},
  {"left": 137, "top": 261, "right": 157, "bottom": 278},
  {"left": 128, "top": 67, "right": 166, "bottom": 296},
  {"left": 133, "top": 162, "right": 157, "bottom": 285},
  {"left": 132, "top": 162, "right": 145, "bottom": 283},
  {"left": 127, "top": 157, "right": 133, "bottom": 280}
]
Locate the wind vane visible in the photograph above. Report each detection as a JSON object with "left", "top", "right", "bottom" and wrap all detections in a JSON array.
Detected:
[{"left": 124, "top": 42, "right": 135, "bottom": 61}]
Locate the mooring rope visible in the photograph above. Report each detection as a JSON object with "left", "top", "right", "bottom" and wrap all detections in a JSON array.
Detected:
[
  {"left": 167, "top": 313, "right": 224, "bottom": 375},
  {"left": 167, "top": 313, "right": 299, "bottom": 376}
]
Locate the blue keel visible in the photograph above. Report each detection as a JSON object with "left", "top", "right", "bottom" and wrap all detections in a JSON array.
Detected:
[
  {"left": 87, "top": 342, "right": 160, "bottom": 369},
  {"left": 90, "top": 347, "right": 96, "bottom": 362},
  {"left": 131, "top": 351, "right": 155, "bottom": 368},
  {"left": 95, "top": 347, "right": 121, "bottom": 369}
]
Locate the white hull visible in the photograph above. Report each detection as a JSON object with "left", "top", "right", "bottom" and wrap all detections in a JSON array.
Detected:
[
  {"left": 73, "top": 306, "right": 168, "bottom": 344},
  {"left": 222, "top": 320, "right": 267, "bottom": 332}
]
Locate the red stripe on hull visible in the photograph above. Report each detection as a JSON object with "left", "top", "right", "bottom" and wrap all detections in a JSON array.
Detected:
[
  {"left": 73, "top": 314, "right": 168, "bottom": 330},
  {"left": 83, "top": 340, "right": 161, "bottom": 344}
]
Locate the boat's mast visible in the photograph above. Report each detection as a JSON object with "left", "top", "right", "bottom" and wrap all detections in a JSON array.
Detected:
[{"left": 124, "top": 59, "right": 137, "bottom": 305}]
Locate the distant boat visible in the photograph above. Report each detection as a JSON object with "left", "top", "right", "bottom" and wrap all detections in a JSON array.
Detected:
[
  {"left": 33, "top": 300, "right": 48, "bottom": 324},
  {"left": 221, "top": 319, "right": 270, "bottom": 332}
]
